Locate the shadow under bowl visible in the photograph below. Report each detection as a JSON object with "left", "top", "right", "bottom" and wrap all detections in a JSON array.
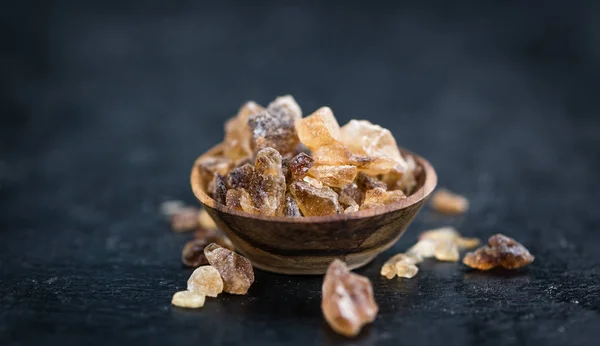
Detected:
[{"left": 191, "top": 143, "right": 437, "bottom": 275}]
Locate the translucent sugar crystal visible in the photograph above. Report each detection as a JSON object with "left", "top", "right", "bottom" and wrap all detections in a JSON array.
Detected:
[
  {"left": 224, "top": 101, "right": 264, "bottom": 160},
  {"left": 311, "top": 143, "right": 355, "bottom": 166},
  {"left": 282, "top": 192, "right": 302, "bottom": 217},
  {"left": 171, "top": 291, "right": 205, "bottom": 308},
  {"left": 247, "top": 96, "right": 301, "bottom": 156},
  {"left": 226, "top": 164, "right": 255, "bottom": 190},
  {"left": 419, "top": 227, "right": 480, "bottom": 250},
  {"left": 360, "top": 188, "right": 406, "bottom": 210},
  {"left": 339, "top": 120, "right": 408, "bottom": 175},
  {"left": 288, "top": 152, "right": 314, "bottom": 181},
  {"left": 289, "top": 181, "right": 341, "bottom": 216},
  {"left": 204, "top": 243, "right": 255, "bottom": 295},
  {"left": 430, "top": 189, "right": 469, "bottom": 215},
  {"left": 463, "top": 234, "right": 534, "bottom": 270},
  {"left": 187, "top": 265, "right": 224, "bottom": 297},
  {"left": 295, "top": 106, "right": 341, "bottom": 150},
  {"left": 433, "top": 240, "right": 460, "bottom": 262},
  {"left": 213, "top": 174, "right": 228, "bottom": 205},
  {"left": 406, "top": 239, "right": 436, "bottom": 262},
  {"left": 239, "top": 188, "right": 261, "bottom": 215},
  {"left": 255, "top": 147, "right": 283, "bottom": 176},
  {"left": 380, "top": 254, "right": 419, "bottom": 279},
  {"left": 246, "top": 148, "right": 286, "bottom": 216},
  {"left": 307, "top": 165, "right": 358, "bottom": 188},
  {"left": 225, "top": 189, "right": 243, "bottom": 211},
  {"left": 356, "top": 172, "right": 387, "bottom": 191},
  {"left": 321, "top": 259, "right": 378, "bottom": 337},
  {"left": 197, "top": 156, "right": 233, "bottom": 190}
]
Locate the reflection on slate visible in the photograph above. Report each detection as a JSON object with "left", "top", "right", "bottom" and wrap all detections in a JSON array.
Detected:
[{"left": 1, "top": 1, "right": 599, "bottom": 346}]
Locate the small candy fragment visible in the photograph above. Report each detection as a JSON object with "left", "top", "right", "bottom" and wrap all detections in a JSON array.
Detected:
[
  {"left": 356, "top": 172, "right": 387, "bottom": 191},
  {"left": 197, "top": 157, "right": 233, "bottom": 190},
  {"left": 225, "top": 189, "right": 243, "bottom": 211},
  {"left": 463, "top": 234, "right": 534, "bottom": 270},
  {"left": 321, "top": 259, "right": 378, "bottom": 337},
  {"left": 339, "top": 183, "right": 363, "bottom": 206},
  {"left": 248, "top": 96, "right": 301, "bottom": 156},
  {"left": 289, "top": 181, "right": 341, "bottom": 216},
  {"left": 171, "top": 291, "right": 205, "bottom": 308},
  {"left": 288, "top": 152, "right": 315, "bottom": 180},
  {"left": 224, "top": 101, "right": 264, "bottom": 160},
  {"left": 187, "top": 265, "right": 224, "bottom": 297},
  {"left": 380, "top": 254, "right": 419, "bottom": 279},
  {"left": 295, "top": 106, "right": 341, "bottom": 150},
  {"left": 307, "top": 165, "right": 358, "bottom": 188},
  {"left": 204, "top": 243, "right": 255, "bottom": 295},
  {"left": 198, "top": 209, "right": 218, "bottom": 231},
  {"left": 227, "top": 164, "right": 255, "bottom": 190},
  {"left": 282, "top": 192, "right": 302, "bottom": 217},
  {"left": 171, "top": 207, "right": 200, "bottom": 232},
  {"left": 213, "top": 174, "right": 228, "bottom": 205},
  {"left": 360, "top": 188, "right": 406, "bottom": 210},
  {"left": 430, "top": 189, "right": 469, "bottom": 215},
  {"left": 433, "top": 240, "right": 460, "bottom": 262}
]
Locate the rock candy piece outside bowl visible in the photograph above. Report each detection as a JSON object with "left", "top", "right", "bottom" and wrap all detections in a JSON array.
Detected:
[{"left": 191, "top": 143, "right": 437, "bottom": 275}]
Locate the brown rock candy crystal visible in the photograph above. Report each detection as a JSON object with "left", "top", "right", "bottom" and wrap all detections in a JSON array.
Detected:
[
  {"left": 360, "top": 187, "right": 406, "bottom": 210},
  {"left": 204, "top": 243, "right": 255, "bottom": 295},
  {"left": 182, "top": 236, "right": 235, "bottom": 268},
  {"left": 307, "top": 165, "right": 358, "bottom": 188},
  {"left": 226, "top": 163, "right": 255, "bottom": 190},
  {"left": 248, "top": 148, "right": 286, "bottom": 216},
  {"left": 463, "top": 234, "right": 534, "bottom": 270},
  {"left": 380, "top": 254, "right": 419, "bottom": 279},
  {"left": 187, "top": 265, "right": 224, "bottom": 297},
  {"left": 225, "top": 188, "right": 243, "bottom": 211},
  {"left": 213, "top": 174, "right": 228, "bottom": 205},
  {"left": 295, "top": 106, "right": 341, "bottom": 150},
  {"left": 247, "top": 96, "right": 302, "bottom": 156},
  {"left": 289, "top": 181, "right": 341, "bottom": 216},
  {"left": 339, "top": 120, "right": 409, "bottom": 175},
  {"left": 196, "top": 156, "right": 233, "bottom": 191},
  {"left": 282, "top": 192, "right": 302, "bottom": 217},
  {"left": 321, "top": 259, "right": 378, "bottom": 337},
  {"left": 288, "top": 152, "right": 314, "bottom": 181},
  {"left": 224, "top": 101, "right": 264, "bottom": 160}
]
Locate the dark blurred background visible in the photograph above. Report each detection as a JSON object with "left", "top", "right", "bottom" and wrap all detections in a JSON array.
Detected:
[{"left": 1, "top": 1, "right": 599, "bottom": 345}]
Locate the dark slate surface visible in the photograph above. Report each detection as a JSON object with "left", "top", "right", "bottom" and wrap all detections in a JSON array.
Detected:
[{"left": 1, "top": 1, "right": 599, "bottom": 345}]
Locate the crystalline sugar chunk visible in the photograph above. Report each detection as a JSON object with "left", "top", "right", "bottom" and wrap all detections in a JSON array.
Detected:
[
  {"left": 289, "top": 181, "right": 341, "bottom": 216},
  {"left": 204, "top": 243, "right": 255, "bottom": 295},
  {"left": 307, "top": 165, "right": 357, "bottom": 188},
  {"left": 295, "top": 106, "right": 341, "bottom": 150},
  {"left": 288, "top": 152, "right": 314, "bottom": 181},
  {"left": 224, "top": 101, "right": 264, "bottom": 160},
  {"left": 187, "top": 265, "right": 224, "bottom": 297},
  {"left": 247, "top": 96, "right": 301, "bottom": 156}
]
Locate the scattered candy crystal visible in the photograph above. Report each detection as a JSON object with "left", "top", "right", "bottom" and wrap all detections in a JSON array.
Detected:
[
  {"left": 171, "top": 291, "right": 205, "bottom": 308},
  {"left": 187, "top": 265, "right": 224, "bottom": 297},
  {"left": 204, "top": 243, "right": 255, "bottom": 295},
  {"left": 463, "top": 234, "right": 534, "bottom": 270},
  {"left": 321, "top": 259, "right": 378, "bottom": 337},
  {"left": 380, "top": 254, "right": 419, "bottom": 279},
  {"left": 430, "top": 189, "right": 469, "bottom": 215},
  {"left": 433, "top": 240, "right": 460, "bottom": 262}
]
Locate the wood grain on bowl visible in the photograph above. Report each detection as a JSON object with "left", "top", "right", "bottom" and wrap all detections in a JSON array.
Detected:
[{"left": 191, "top": 143, "right": 437, "bottom": 275}]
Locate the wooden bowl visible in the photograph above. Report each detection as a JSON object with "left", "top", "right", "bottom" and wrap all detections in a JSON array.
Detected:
[{"left": 191, "top": 143, "right": 437, "bottom": 275}]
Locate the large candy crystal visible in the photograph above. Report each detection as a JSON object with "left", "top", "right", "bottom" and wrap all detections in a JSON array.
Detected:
[
  {"left": 187, "top": 265, "right": 224, "bottom": 297},
  {"left": 463, "top": 234, "right": 534, "bottom": 270},
  {"left": 321, "top": 259, "right": 378, "bottom": 337},
  {"left": 247, "top": 95, "right": 301, "bottom": 156},
  {"left": 295, "top": 106, "right": 340, "bottom": 150},
  {"left": 289, "top": 181, "right": 341, "bottom": 216},
  {"left": 360, "top": 187, "right": 406, "bottom": 209},
  {"left": 307, "top": 165, "right": 357, "bottom": 188},
  {"left": 204, "top": 243, "right": 255, "bottom": 295}
]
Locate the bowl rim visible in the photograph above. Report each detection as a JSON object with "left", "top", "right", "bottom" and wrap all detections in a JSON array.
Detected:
[{"left": 191, "top": 143, "right": 437, "bottom": 223}]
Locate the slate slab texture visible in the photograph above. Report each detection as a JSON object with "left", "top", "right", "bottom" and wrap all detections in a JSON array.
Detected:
[{"left": 1, "top": 1, "right": 599, "bottom": 346}]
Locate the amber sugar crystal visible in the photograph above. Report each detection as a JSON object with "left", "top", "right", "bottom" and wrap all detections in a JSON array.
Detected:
[
  {"left": 202, "top": 95, "right": 419, "bottom": 217},
  {"left": 463, "top": 234, "right": 534, "bottom": 270},
  {"left": 204, "top": 243, "right": 255, "bottom": 295},
  {"left": 321, "top": 259, "right": 378, "bottom": 337}
]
